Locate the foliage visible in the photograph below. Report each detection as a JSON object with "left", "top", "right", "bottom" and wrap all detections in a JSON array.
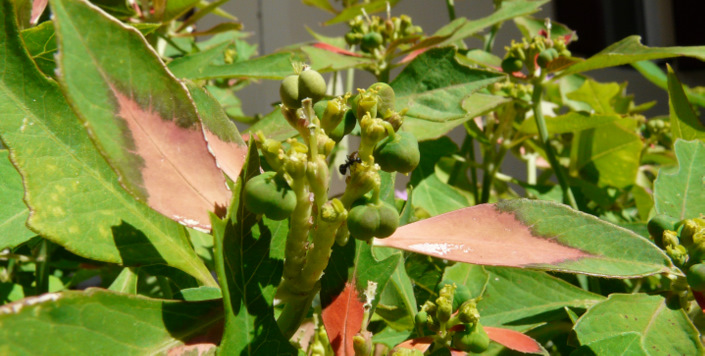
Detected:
[{"left": 0, "top": 0, "right": 704, "bottom": 354}]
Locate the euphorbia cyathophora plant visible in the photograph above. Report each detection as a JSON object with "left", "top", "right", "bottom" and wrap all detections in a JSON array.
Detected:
[{"left": 0, "top": 0, "right": 704, "bottom": 354}]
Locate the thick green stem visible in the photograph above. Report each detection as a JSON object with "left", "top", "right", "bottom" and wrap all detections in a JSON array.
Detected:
[
  {"left": 282, "top": 178, "right": 312, "bottom": 281},
  {"left": 277, "top": 286, "right": 318, "bottom": 339},
  {"left": 35, "top": 239, "right": 51, "bottom": 295},
  {"left": 531, "top": 78, "right": 578, "bottom": 209}
]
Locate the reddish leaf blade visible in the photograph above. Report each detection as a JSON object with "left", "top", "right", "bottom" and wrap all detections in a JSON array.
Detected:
[
  {"left": 31, "top": 0, "right": 48, "bottom": 24},
  {"left": 312, "top": 42, "right": 362, "bottom": 57},
  {"left": 321, "top": 282, "right": 364, "bottom": 356},
  {"left": 485, "top": 326, "right": 543, "bottom": 354},
  {"left": 187, "top": 84, "right": 248, "bottom": 182},
  {"left": 375, "top": 200, "right": 673, "bottom": 277},
  {"left": 52, "top": 0, "right": 230, "bottom": 231}
]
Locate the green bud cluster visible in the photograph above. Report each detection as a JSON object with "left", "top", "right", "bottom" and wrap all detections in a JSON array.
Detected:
[
  {"left": 501, "top": 31, "right": 572, "bottom": 76},
  {"left": 648, "top": 215, "right": 705, "bottom": 293},
  {"left": 345, "top": 14, "right": 422, "bottom": 54},
  {"left": 412, "top": 280, "right": 489, "bottom": 353}
]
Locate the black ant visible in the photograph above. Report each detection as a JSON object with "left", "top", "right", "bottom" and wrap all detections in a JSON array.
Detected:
[{"left": 339, "top": 152, "right": 361, "bottom": 175}]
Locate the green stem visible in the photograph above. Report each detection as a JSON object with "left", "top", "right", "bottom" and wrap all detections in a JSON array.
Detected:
[
  {"left": 277, "top": 286, "right": 318, "bottom": 339},
  {"left": 282, "top": 178, "right": 312, "bottom": 281},
  {"left": 445, "top": 0, "right": 456, "bottom": 21},
  {"left": 157, "top": 276, "right": 173, "bottom": 299},
  {"left": 35, "top": 239, "right": 51, "bottom": 295},
  {"left": 531, "top": 78, "right": 578, "bottom": 209}
]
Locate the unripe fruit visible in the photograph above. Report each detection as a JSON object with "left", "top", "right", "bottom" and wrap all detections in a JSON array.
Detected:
[
  {"left": 451, "top": 322, "right": 490, "bottom": 353},
  {"left": 688, "top": 263, "right": 705, "bottom": 292},
  {"left": 414, "top": 311, "right": 428, "bottom": 327},
  {"left": 361, "top": 32, "right": 383, "bottom": 52},
  {"left": 244, "top": 172, "right": 296, "bottom": 220},
  {"left": 648, "top": 214, "right": 680, "bottom": 247},
  {"left": 328, "top": 110, "right": 357, "bottom": 142},
  {"left": 347, "top": 202, "right": 400, "bottom": 241},
  {"left": 501, "top": 56, "right": 523, "bottom": 73},
  {"left": 279, "top": 75, "right": 300, "bottom": 108},
  {"left": 537, "top": 48, "right": 559, "bottom": 68},
  {"left": 373, "top": 131, "right": 420, "bottom": 173},
  {"left": 298, "top": 69, "right": 327, "bottom": 104}
]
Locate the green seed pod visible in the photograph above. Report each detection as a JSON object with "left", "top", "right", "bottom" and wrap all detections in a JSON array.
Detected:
[
  {"left": 537, "top": 48, "right": 559, "bottom": 68},
  {"left": 244, "top": 172, "right": 296, "bottom": 220},
  {"left": 361, "top": 32, "right": 383, "bottom": 52},
  {"left": 688, "top": 263, "right": 705, "bottom": 292},
  {"left": 452, "top": 322, "right": 490, "bottom": 353},
  {"left": 298, "top": 69, "right": 327, "bottom": 104},
  {"left": 347, "top": 202, "right": 400, "bottom": 241},
  {"left": 648, "top": 214, "right": 680, "bottom": 247},
  {"left": 328, "top": 110, "right": 357, "bottom": 142},
  {"left": 501, "top": 56, "right": 523, "bottom": 73},
  {"left": 368, "top": 82, "right": 395, "bottom": 117},
  {"left": 373, "top": 131, "right": 420, "bottom": 173},
  {"left": 279, "top": 75, "right": 300, "bottom": 109},
  {"left": 414, "top": 311, "right": 428, "bottom": 327}
]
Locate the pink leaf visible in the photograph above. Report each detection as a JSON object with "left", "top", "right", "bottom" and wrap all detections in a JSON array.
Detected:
[
  {"left": 374, "top": 203, "right": 588, "bottom": 267},
  {"left": 321, "top": 282, "right": 364, "bottom": 356},
  {"left": 485, "top": 326, "right": 543, "bottom": 354},
  {"left": 30, "top": 0, "right": 48, "bottom": 25},
  {"left": 312, "top": 42, "right": 362, "bottom": 57},
  {"left": 394, "top": 337, "right": 465, "bottom": 356},
  {"left": 112, "top": 89, "right": 231, "bottom": 231},
  {"left": 399, "top": 48, "right": 429, "bottom": 63}
]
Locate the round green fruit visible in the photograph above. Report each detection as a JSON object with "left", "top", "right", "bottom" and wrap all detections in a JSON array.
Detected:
[
  {"left": 298, "top": 69, "right": 327, "bottom": 104},
  {"left": 373, "top": 131, "right": 420, "bottom": 173},
  {"left": 647, "top": 214, "right": 679, "bottom": 247},
  {"left": 501, "top": 56, "right": 523, "bottom": 73},
  {"left": 279, "top": 75, "right": 300, "bottom": 109},
  {"left": 451, "top": 322, "right": 490, "bottom": 353},
  {"left": 688, "top": 263, "right": 705, "bottom": 292},
  {"left": 537, "top": 48, "right": 559, "bottom": 68},
  {"left": 361, "top": 32, "right": 383, "bottom": 52},
  {"left": 347, "top": 202, "right": 399, "bottom": 241},
  {"left": 244, "top": 171, "right": 296, "bottom": 221}
]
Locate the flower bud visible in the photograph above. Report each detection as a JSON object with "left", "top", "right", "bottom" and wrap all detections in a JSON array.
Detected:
[{"left": 458, "top": 299, "right": 480, "bottom": 324}]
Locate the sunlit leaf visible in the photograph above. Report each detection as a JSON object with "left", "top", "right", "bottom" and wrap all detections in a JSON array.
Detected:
[
  {"left": 0, "top": 289, "right": 222, "bottom": 355},
  {"left": 52, "top": 0, "right": 231, "bottom": 231},
  {"left": 375, "top": 199, "right": 674, "bottom": 277},
  {"left": 653, "top": 139, "right": 705, "bottom": 220},
  {"left": 391, "top": 47, "right": 506, "bottom": 141},
  {"left": 560, "top": 36, "right": 705, "bottom": 76},
  {"left": 0, "top": 150, "right": 34, "bottom": 249},
  {"left": 0, "top": 0, "right": 213, "bottom": 285},
  {"left": 667, "top": 65, "right": 705, "bottom": 141},
  {"left": 484, "top": 326, "right": 544, "bottom": 354},
  {"left": 321, "top": 282, "right": 364, "bottom": 356},
  {"left": 518, "top": 112, "right": 621, "bottom": 134},
  {"left": 631, "top": 60, "right": 705, "bottom": 108},
  {"left": 372, "top": 247, "right": 417, "bottom": 331},
  {"left": 513, "top": 16, "right": 575, "bottom": 42},
  {"left": 573, "top": 294, "right": 703, "bottom": 355}
]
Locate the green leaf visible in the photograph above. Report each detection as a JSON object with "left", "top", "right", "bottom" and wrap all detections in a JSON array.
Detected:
[
  {"left": 0, "top": 289, "right": 222, "bottom": 355},
  {"left": 631, "top": 60, "right": 705, "bottom": 108},
  {"left": 412, "top": 174, "right": 470, "bottom": 216},
  {"left": 569, "top": 119, "right": 642, "bottom": 188},
  {"left": 303, "top": 45, "right": 374, "bottom": 73},
  {"left": 0, "top": 0, "right": 214, "bottom": 285},
  {"left": 212, "top": 143, "right": 296, "bottom": 355},
  {"left": 573, "top": 294, "right": 703, "bottom": 355},
  {"left": 19, "top": 21, "right": 57, "bottom": 78},
  {"left": 168, "top": 41, "right": 233, "bottom": 79},
  {"left": 323, "top": 0, "right": 400, "bottom": 25},
  {"left": 161, "top": 0, "right": 200, "bottom": 22},
  {"left": 413, "top": 0, "right": 548, "bottom": 51},
  {"left": 108, "top": 267, "right": 139, "bottom": 294},
  {"left": 391, "top": 47, "right": 506, "bottom": 141},
  {"left": 667, "top": 65, "right": 705, "bottom": 141},
  {"left": 477, "top": 267, "right": 604, "bottom": 328},
  {"left": 513, "top": 16, "right": 575, "bottom": 41},
  {"left": 245, "top": 108, "right": 299, "bottom": 142},
  {"left": 0, "top": 150, "right": 35, "bottom": 249},
  {"left": 52, "top": 0, "right": 232, "bottom": 231},
  {"left": 183, "top": 51, "right": 294, "bottom": 80},
  {"left": 302, "top": 0, "right": 335, "bottom": 13},
  {"left": 519, "top": 112, "right": 621, "bottom": 134},
  {"left": 560, "top": 36, "right": 705, "bottom": 76},
  {"left": 375, "top": 199, "right": 675, "bottom": 278},
  {"left": 373, "top": 247, "right": 418, "bottom": 331},
  {"left": 442, "top": 263, "right": 489, "bottom": 299},
  {"left": 653, "top": 140, "right": 705, "bottom": 220},
  {"left": 565, "top": 79, "right": 621, "bottom": 115}
]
